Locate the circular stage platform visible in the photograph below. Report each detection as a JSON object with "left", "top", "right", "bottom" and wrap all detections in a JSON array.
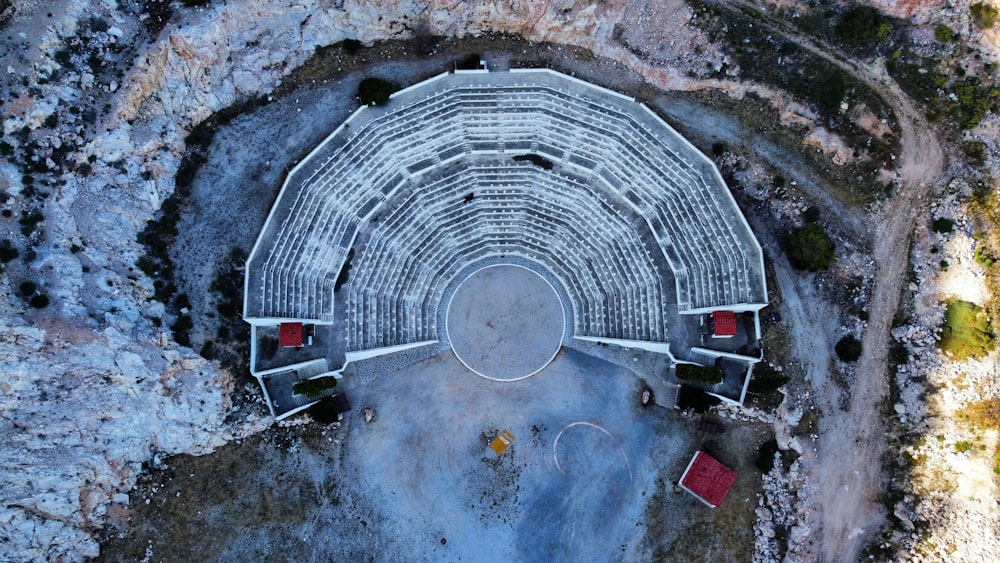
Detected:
[{"left": 446, "top": 265, "right": 565, "bottom": 381}]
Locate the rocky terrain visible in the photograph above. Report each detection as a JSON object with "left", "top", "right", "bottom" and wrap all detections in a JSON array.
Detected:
[{"left": 1, "top": 0, "right": 999, "bottom": 561}]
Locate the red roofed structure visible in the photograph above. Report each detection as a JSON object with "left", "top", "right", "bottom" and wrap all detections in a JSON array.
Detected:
[
  {"left": 279, "top": 322, "right": 304, "bottom": 347},
  {"left": 712, "top": 310, "right": 738, "bottom": 338},
  {"left": 679, "top": 450, "right": 737, "bottom": 508}
]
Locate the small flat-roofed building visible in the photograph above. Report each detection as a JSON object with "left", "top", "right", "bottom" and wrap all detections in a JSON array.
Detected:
[
  {"left": 279, "top": 322, "right": 304, "bottom": 347},
  {"left": 678, "top": 450, "right": 737, "bottom": 508},
  {"left": 712, "top": 310, "right": 738, "bottom": 338}
]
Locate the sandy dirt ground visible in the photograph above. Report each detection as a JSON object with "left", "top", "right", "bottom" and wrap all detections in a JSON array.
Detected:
[
  {"left": 99, "top": 347, "right": 766, "bottom": 561},
  {"left": 446, "top": 265, "right": 565, "bottom": 380}
]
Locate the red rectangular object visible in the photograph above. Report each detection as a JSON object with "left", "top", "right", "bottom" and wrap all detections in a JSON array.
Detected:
[
  {"left": 279, "top": 322, "right": 303, "bottom": 347},
  {"left": 712, "top": 310, "right": 737, "bottom": 338},
  {"left": 679, "top": 451, "right": 737, "bottom": 508}
]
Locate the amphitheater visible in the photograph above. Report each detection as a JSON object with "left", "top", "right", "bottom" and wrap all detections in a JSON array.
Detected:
[{"left": 243, "top": 68, "right": 768, "bottom": 419}]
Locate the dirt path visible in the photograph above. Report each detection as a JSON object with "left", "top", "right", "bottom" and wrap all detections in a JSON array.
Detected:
[
  {"left": 703, "top": 3, "right": 946, "bottom": 559},
  {"left": 813, "top": 75, "right": 943, "bottom": 561}
]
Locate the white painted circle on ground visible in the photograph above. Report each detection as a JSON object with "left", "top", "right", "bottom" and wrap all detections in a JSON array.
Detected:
[
  {"left": 552, "top": 422, "right": 633, "bottom": 483},
  {"left": 446, "top": 264, "right": 565, "bottom": 381}
]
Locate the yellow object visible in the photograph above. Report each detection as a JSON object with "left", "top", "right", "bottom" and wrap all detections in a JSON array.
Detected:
[{"left": 490, "top": 429, "right": 515, "bottom": 456}]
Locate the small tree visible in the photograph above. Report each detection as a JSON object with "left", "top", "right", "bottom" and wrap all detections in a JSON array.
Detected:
[
  {"left": 971, "top": 2, "right": 999, "bottom": 29},
  {"left": 788, "top": 224, "right": 836, "bottom": 271},
  {"left": 835, "top": 335, "right": 863, "bottom": 362},
  {"left": 934, "top": 24, "right": 955, "bottom": 42}
]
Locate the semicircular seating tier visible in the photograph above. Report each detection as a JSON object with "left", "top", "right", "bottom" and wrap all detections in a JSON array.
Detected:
[{"left": 244, "top": 69, "right": 768, "bottom": 351}]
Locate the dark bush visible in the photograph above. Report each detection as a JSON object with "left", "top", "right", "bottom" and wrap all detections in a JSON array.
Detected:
[
  {"left": 962, "top": 140, "right": 987, "bottom": 166},
  {"left": 456, "top": 53, "right": 483, "bottom": 70},
  {"left": 788, "top": 224, "right": 836, "bottom": 271},
  {"left": 747, "top": 364, "right": 791, "bottom": 394},
  {"left": 836, "top": 5, "right": 891, "bottom": 43},
  {"left": 171, "top": 314, "right": 193, "bottom": 346},
  {"left": 19, "top": 281, "right": 37, "bottom": 296},
  {"left": 18, "top": 210, "right": 44, "bottom": 236},
  {"left": 293, "top": 376, "right": 337, "bottom": 397},
  {"left": 818, "top": 71, "right": 846, "bottom": 110},
  {"left": 756, "top": 439, "right": 780, "bottom": 472},
  {"left": 199, "top": 340, "right": 215, "bottom": 360},
  {"left": 932, "top": 217, "right": 954, "bottom": 233},
  {"left": 0, "top": 240, "right": 18, "bottom": 263},
  {"left": 136, "top": 255, "right": 157, "bottom": 276},
  {"left": 29, "top": 294, "right": 50, "bottom": 308},
  {"left": 835, "top": 335, "right": 863, "bottom": 362},
  {"left": 676, "top": 386, "right": 721, "bottom": 413},
  {"left": 307, "top": 396, "right": 341, "bottom": 424},
  {"left": 802, "top": 206, "right": 821, "bottom": 224},
  {"left": 357, "top": 77, "right": 401, "bottom": 106},
  {"left": 341, "top": 38, "right": 363, "bottom": 54}
]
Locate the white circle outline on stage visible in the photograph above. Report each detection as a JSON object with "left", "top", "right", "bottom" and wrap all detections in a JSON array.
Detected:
[{"left": 445, "top": 264, "right": 566, "bottom": 382}]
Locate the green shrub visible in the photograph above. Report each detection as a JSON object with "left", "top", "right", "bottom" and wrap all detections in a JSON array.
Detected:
[
  {"left": 934, "top": 24, "right": 955, "bottom": 42},
  {"left": 835, "top": 335, "right": 863, "bottom": 362},
  {"left": 788, "top": 224, "right": 836, "bottom": 271},
  {"left": 29, "top": 294, "right": 50, "bottom": 308},
  {"left": 357, "top": 77, "right": 400, "bottom": 106},
  {"left": 293, "top": 376, "right": 337, "bottom": 397},
  {"left": 961, "top": 140, "right": 988, "bottom": 166},
  {"left": 939, "top": 300, "right": 995, "bottom": 360},
  {"left": 971, "top": 2, "right": 999, "bottom": 29},
  {"left": 955, "top": 440, "right": 974, "bottom": 453},
  {"left": 975, "top": 244, "right": 995, "bottom": 268},
  {"left": 959, "top": 398, "right": 1000, "bottom": 429},
  {"left": 836, "top": 6, "right": 891, "bottom": 43},
  {"left": 932, "top": 217, "right": 954, "bottom": 233},
  {"left": 675, "top": 363, "right": 724, "bottom": 385}
]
